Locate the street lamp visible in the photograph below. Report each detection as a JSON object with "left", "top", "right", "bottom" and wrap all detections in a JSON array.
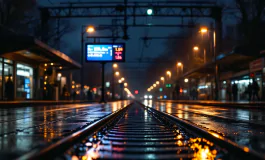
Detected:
[
  {"left": 147, "top": 8, "right": 153, "bottom": 15},
  {"left": 115, "top": 71, "right": 120, "bottom": 76},
  {"left": 124, "top": 83, "right": 128, "bottom": 87},
  {"left": 193, "top": 45, "right": 206, "bottom": 64},
  {"left": 121, "top": 77, "right": 125, "bottom": 81},
  {"left": 177, "top": 62, "right": 182, "bottom": 67},
  {"left": 199, "top": 26, "right": 219, "bottom": 99},
  {"left": 113, "top": 63, "right": 118, "bottom": 68},
  {"left": 153, "top": 84, "right": 157, "bottom": 87},
  {"left": 156, "top": 81, "right": 160, "bottom": 85},
  {"left": 199, "top": 27, "right": 208, "bottom": 64},
  {"left": 184, "top": 78, "right": 189, "bottom": 83},
  {"left": 86, "top": 26, "right": 95, "bottom": 33},
  {"left": 81, "top": 25, "right": 95, "bottom": 100},
  {"left": 166, "top": 71, "right": 171, "bottom": 80},
  {"left": 118, "top": 79, "right": 122, "bottom": 83},
  {"left": 112, "top": 63, "right": 118, "bottom": 100},
  {"left": 193, "top": 46, "right": 199, "bottom": 51},
  {"left": 160, "top": 77, "right": 165, "bottom": 85},
  {"left": 200, "top": 27, "right": 208, "bottom": 33},
  {"left": 176, "top": 62, "right": 183, "bottom": 77}
]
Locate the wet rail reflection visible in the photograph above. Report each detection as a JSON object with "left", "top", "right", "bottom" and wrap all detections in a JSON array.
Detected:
[
  {"left": 144, "top": 100, "right": 265, "bottom": 155},
  {"left": 0, "top": 101, "right": 130, "bottom": 153}
]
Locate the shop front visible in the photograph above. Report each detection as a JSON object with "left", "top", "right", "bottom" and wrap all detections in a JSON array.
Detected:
[
  {"left": 220, "top": 68, "right": 263, "bottom": 101},
  {"left": 0, "top": 31, "right": 81, "bottom": 101}
]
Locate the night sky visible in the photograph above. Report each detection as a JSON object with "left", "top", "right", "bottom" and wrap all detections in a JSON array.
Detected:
[{"left": 38, "top": 0, "right": 233, "bottom": 94}]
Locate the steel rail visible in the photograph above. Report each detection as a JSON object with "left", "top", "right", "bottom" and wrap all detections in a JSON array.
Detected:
[
  {"left": 16, "top": 103, "right": 131, "bottom": 160},
  {"left": 136, "top": 102, "right": 265, "bottom": 160}
]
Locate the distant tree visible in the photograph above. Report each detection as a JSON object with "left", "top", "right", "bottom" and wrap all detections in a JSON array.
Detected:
[
  {"left": 235, "top": 0, "right": 265, "bottom": 53},
  {"left": 0, "top": 0, "right": 73, "bottom": 50},
  {"left": 0, "top": 0, "right": 37, "bottom": 31},
  {"left": 41, "top": 19, "right": 74, "bottom": 49}
]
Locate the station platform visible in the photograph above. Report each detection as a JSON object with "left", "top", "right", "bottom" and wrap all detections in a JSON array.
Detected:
[
  {"left": 0, "top": 100, "right": 95, "bottom": 107},
  {"left": 158, "top": 100, "right": 265, "bottom": 108}
]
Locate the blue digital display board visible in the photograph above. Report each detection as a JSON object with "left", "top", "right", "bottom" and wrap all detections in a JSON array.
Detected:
[{"left": 85, "top": 43, "right": 125, "bottom": 62}]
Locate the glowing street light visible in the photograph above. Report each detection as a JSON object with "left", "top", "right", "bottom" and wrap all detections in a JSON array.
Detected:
[
  {"left": 153, "top": 84, "right": 157, "bottom": 87},
  {"left": 147, "top": 8, "right": 153, "bottom": 15},
  {"left": 113, "top": 63, "right": 118, "bottom": 68},
  {"left": 86, "top": 26, "right": 95, "bottom": 33},
  {"left": 193, "top": 46, "right": 199, "bottom": 51},
  {"left": 177, "top": 62, "right": 182, "bottom": 67},
  {"left": 115, "top": 71, "right": 120, "bottom": 76},
  {"left": 184, "top": 78, "right": 189, "bottom": 83},
  {"left": 124, "top": 83, "right": 128, "bottom": 87},
  {"left": 200, "top": 27, "right": 208, "bottom": 33},
  {"left": 156, "top": 81, "right": 160, "bottom": 85},
  {"left": 160, "top": 77, "right": 165, "bottom": 81},
  {"left": 118, "top": 79, "right": 122, "bottom": 83},
  {"left": 121, "top": 77, "right": 125, "bottom": 81},
  {"left": 166, "top": 71, "right": 171, "bottom": 75},
  {"left": 150, "top": 86, "right": 154, "bottom": 89}
]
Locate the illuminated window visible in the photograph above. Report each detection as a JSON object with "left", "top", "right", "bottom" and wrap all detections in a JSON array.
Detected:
[{"left": 16, "top": 63, "right": 33, "bottom": 99}]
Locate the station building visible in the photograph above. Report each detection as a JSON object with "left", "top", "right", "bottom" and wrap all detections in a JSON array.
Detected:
[
  {"left": 0, "top": 26, "right": 81, "bottom": 100},
  {"left": 178, "top": 49, "right": 265, "bottom": 101}
]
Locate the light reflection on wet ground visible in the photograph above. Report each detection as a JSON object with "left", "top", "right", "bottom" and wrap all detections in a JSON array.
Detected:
[
  {"left": 0, "top": 101, "right": 130, "bottom": 153},
  {"left": 68, "top": 102, "right": 229, "bottom": 160},
  {"left": 143, "top": 100, "right": 265, "bottom": 155}
]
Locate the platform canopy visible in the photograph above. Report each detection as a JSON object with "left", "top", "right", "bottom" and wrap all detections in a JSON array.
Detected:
[{"left": 0, "top": 26, "right": 81, "bottom": 69}]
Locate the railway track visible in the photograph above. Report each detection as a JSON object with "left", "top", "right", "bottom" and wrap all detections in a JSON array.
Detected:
[{"left": 17, "top": 102, "right": 265, "bottom": 160}]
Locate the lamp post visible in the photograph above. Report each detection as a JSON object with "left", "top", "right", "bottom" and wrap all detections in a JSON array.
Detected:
[
  {"left": 160, "top": 77, "right": 165, "bottom": 85},
  {"left": 197, "top": 26, "right": 218, "bottom": 100},
  {"left": 166, "top": 71, "right": 171, "bottom": 80},
  {"left": 176, "top": 62, "right": 183, "bottom": 78},
  {"left": 193, "top": 46, "right": 206, "bottom": 64},
  {"left": 199, "top": 26, "right": 219, "bottom": 100},
  {"left": 112, "top": 63, "right": 118, "bottom": 100},
  {"left": 200, "top": 27, "right": 209, "bottom": 64},
  {"left": 81, "top": 25, "right": 95, "bottom": 100}
]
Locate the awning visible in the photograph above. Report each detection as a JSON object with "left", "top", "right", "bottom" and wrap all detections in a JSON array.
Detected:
[
  {"left": 216, "top": 52, "right": 255, "bottom": 72},
  {"left": 0, "top": 26, "right": 81, "bottom": 69},
  {"left": 182, "top": 62, "right": 214, "bottom": 79},
  {"left": 180, "top": 51, "right": 255, "bottom": 80}
]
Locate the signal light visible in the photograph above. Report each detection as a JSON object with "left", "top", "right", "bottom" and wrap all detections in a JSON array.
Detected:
[
  {"left": 147, "top": 8, "right": 153, "bottom": 15},
  {"left": 134, "top": 90, "right": 139, "bottom": 94}
]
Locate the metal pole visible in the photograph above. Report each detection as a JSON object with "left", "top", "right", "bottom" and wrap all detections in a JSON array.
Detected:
[
  {"left": 120, "top": 83, "right": 124, "bottom": 100},
  {"left": 80, "top": 26, "right": 84, "bottom": 100},
  {"left": 204, "top": 48, "right": 206, "bottom": 64},
  {"left": 100, "top": 62, "right": 106, "bottom": 103},
  {"left": 213, "top": 7, "right": 222, "bottom": 101},
  {"left": 112, "top": 70, "right": 115, "bottom": 100}
]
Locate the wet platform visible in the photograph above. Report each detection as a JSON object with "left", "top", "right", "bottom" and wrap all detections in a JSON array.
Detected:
[
  {"left": 0, "top": 100, "right": 93, "bottom": 107},
  {"left": 144, "top": 100, "right": 265, "bottom": 155},
  {"left": 0, "top": 101, "right": 131, "bottom": 159},
  {"left": 159, "top": 100, "right": 265, "bottom": 108}
]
